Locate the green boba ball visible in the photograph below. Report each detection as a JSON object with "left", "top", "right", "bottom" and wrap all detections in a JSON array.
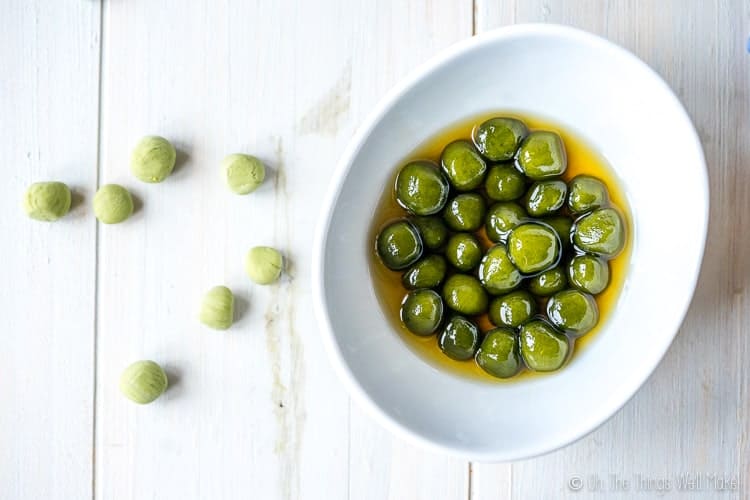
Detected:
[
  {"left": 525, "top": 180, "right": 567, "bottom": 217},
  {"left": 130, "top": 136, "right": 176, "bottom": 183},
  {"left": 475, "top": 327, "right": 522, "bottom": 378},
  {"left": 516, "top": 131, "right": 567, "bottom": 180},
  {"left": 519, "top": 320, "right": 569, "bottom": 372},
  {"left": 440, "top": 140, "right": 487, "bottom": 191},
  {"left": 472, "top": 117, "right": 529, "bottom": 161},
  {"left": 402, "top": 254, "right": 447, "bottom": 289},
  {"left": 478, "top": 244, "right": 522, "bottom": 295},
  {"left": 568, "top": 254, "right": 610, "bottom": 294},
  {"left": 442, "top": 274, "right": 488, "bottom": 316},
  {"left": 568, "top": 175, "right": 609, "bottom": 214},
  {"left": 442, "top": 193, "right": 486, "bottom": 231},
  {"left": 409, "top": 216, "right": 449, "bottom": 250},
  {"left": 93, "top": 184, "right": 134, "bottom": 224},
  {"left": 120, "top": 360, "right": 168, "bottom": 404},
  {"left": 484, "top": 164, "right": 526, "bottom": 202},
  {"left": 488, "top": 290, "right": 537, "bottom": 328},
  {"left": 245, "top": 246, "right": 284, "bottom": 284},
  {"left": 445, "top": 233, "right": 482, "bottom": 272},
  {"left": 23, "top": 181, "right": 71, "bottom": 221},
  {"left": 485, "top": 202, "right": 526, "bottom": 243},
  {"left": 438, "top": 315, "right": 480, "bottom": 361},
  {"left": 528, "top": 266, "right": 567, "bottom": 296},
  {"left": 507, "top": 222, "right": 561, "bottom": 275},
  {"left": 542, "top": 216, "right": 573, "bottom": 250},
  {"left": 573, "top": 208, "right": 626, "bottom": 258},
  {"left": 375, "top": 219, "right": 423, "bottom": 270},
  {"left": 199, "top": 285, "right": 235, "bottom": 330},
  {"left": 395, "top": 161, "right": 450, "bottom": 216},
  {"left": 222, "top": 153, "right": 265, "bottom": 194},
  {"left": 400, "top": 289, "right": 444, "bottom": 336},
  {"left": 547, "top": 289, "right": 599, "bottom": 336}
]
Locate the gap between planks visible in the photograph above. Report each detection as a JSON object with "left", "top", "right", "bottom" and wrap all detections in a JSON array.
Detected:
[{"left": 90, "top": 1, "right": 106, "bottom": 498}]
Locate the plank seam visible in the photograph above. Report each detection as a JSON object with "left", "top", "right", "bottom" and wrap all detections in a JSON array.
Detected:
[
  {"left": 90, "top": 1, "right": 105, "bottom": 498},
  {"left": 471, "top": 0, "right": 477, "bottom": 35}
]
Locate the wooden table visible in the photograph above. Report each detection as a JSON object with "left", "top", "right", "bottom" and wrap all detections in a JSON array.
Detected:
[{"left": 2, "top": 1, "right": 747, "bottom": 498}]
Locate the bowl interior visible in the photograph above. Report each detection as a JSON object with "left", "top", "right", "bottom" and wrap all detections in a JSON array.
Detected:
[{"left": 316, "top": 25, "right": 706, "bottom": 461}]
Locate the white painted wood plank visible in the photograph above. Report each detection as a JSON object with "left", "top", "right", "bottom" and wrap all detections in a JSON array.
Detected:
[
  {"left": 349, "top": 404, "right": 470, "bottom": 500},
  {"left": 343, "top": 2, "right": 474, "bottom": 499},
  {"left": 95, "top": 1, "right": 474, "bottom": 498},
  {"left": 95, "top": 1, "right": 350, "bottom": 498},
  {"left": 472, "top": 1, "right": 750, "bottom": 499},
  {"left": 96, "top": 0, "right": 475, "bottom": 497},
  {"left": 0, "top": 1, "right": 100, "bottom": 499}
]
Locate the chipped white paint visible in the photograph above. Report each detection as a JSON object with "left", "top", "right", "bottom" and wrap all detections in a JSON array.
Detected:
[
  {"left": 298, "top": 61, "right": 353, "bottom": 136},
  {"left": 2, "top": 0, "right": 748, "bottom": 499}
]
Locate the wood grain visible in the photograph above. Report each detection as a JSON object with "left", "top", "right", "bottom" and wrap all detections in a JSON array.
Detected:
[
  {"left": 95, "top": 1, "right": 472, "bottom": 499},
  {"left": 473, "top": 1, "right": 750, "bottom": 499},
  {"left": 95, "top": 1, "right": 348, "bottom": 498},
  {"left": 0, "top": 1, "right": 100, "bottom": 499}
]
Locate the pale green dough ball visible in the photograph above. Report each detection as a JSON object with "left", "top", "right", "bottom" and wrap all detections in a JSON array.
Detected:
[
  {"left": 23, "top": 182, "right": 71, "bottom": 221},
  {"left": 131, "top": 136, "right": 176, "bottom": 183},
  {"left": 93, "top": 184, "right": 133, "bottom": 224},
  {"left": 245, "top": 246, "right": 283, "bottom": 284},
  {"left": 222, "top": 153, "right": 266, "bottom": 194},
  {"left": 200, "top": 285, "right": 235, "bottom": 330},
  {"left": 120, "top": 360, "right": 168, "bottom": 404}
]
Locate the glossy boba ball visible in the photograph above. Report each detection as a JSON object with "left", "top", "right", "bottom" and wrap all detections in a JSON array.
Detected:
[
  {"left": 528, "top": 266, "right": 567, "bottom": 296},
  {"left": 507, "top": 222, "right": 561, "bottom": 275},
  {"left": 542, "top": 215, "right": 573, "bottom": 250},
  {"left": 573, "top": 208, "right": 625, "bottom": 258},
  {"left": 475, "top": 328, "right": 522, "bottom": 378},
  {"left": 438, "top": 315, "right": 481, "bottom": 360},
  {"left": 488, "top": 290, "right": 537, "bottom": 328},
  {"left": 484, "top": 164, "right": 526, "bottom": 201},
  {"left": 442, "top": 274, "right": 488, "bottom": 316},
  {"left": 440, "top": 139, "right": 487, "bottom": 191},
  {"left": 525, "top": 179, "right": 567, "bottom": 217},
  {"left": 375, "top": 219, "right": 423, "bottom": 270},
  {"left": 401, "top": 254, "right": 447, "bottom": 290},
  {"left": 568, "top": 175, "right": 609, "bottom": 214},
  {"left": 547, "top": 289, "right": 599, "bottom": 337},
  {"left": 409, "top": 216, "right": 449, "bottom": 250},
  {"left": 400, "top": 289, "right": 444, "bottom": 336},
  {"left": 395, "top": 160, "right": 450, "bottom": 215},
  {"left": 568, "top": 254, "right": 610, "bottom": 294},
  {"left": 478, "top": 244, "right": 522, "bottom": 295},
  {"left": 472, "top": 117, "right": 529, "bottom": 161},
  {"left": 519, "top": 320, "right": 569, "bottom": 372},
  {"left": 445, "top": 233, "right": 482, "bottom": 272},
  {"left": 485, "top": 202, "right": 526, "bottom": 243},
  {"left": 516, "top": 131, "right": 567, "bottom": 180},
  {"left": 442, "top": 193, "right": 486, "bottom": 232}
]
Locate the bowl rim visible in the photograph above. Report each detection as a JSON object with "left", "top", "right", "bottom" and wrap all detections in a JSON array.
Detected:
[{"left": 312, "top": 23, "right": 709, "bottom": 462}]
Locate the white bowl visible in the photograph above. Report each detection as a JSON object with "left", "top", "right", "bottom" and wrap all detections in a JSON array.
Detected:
[{"left": 313, "top": 24, "right": 708, "bottom": 461}]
